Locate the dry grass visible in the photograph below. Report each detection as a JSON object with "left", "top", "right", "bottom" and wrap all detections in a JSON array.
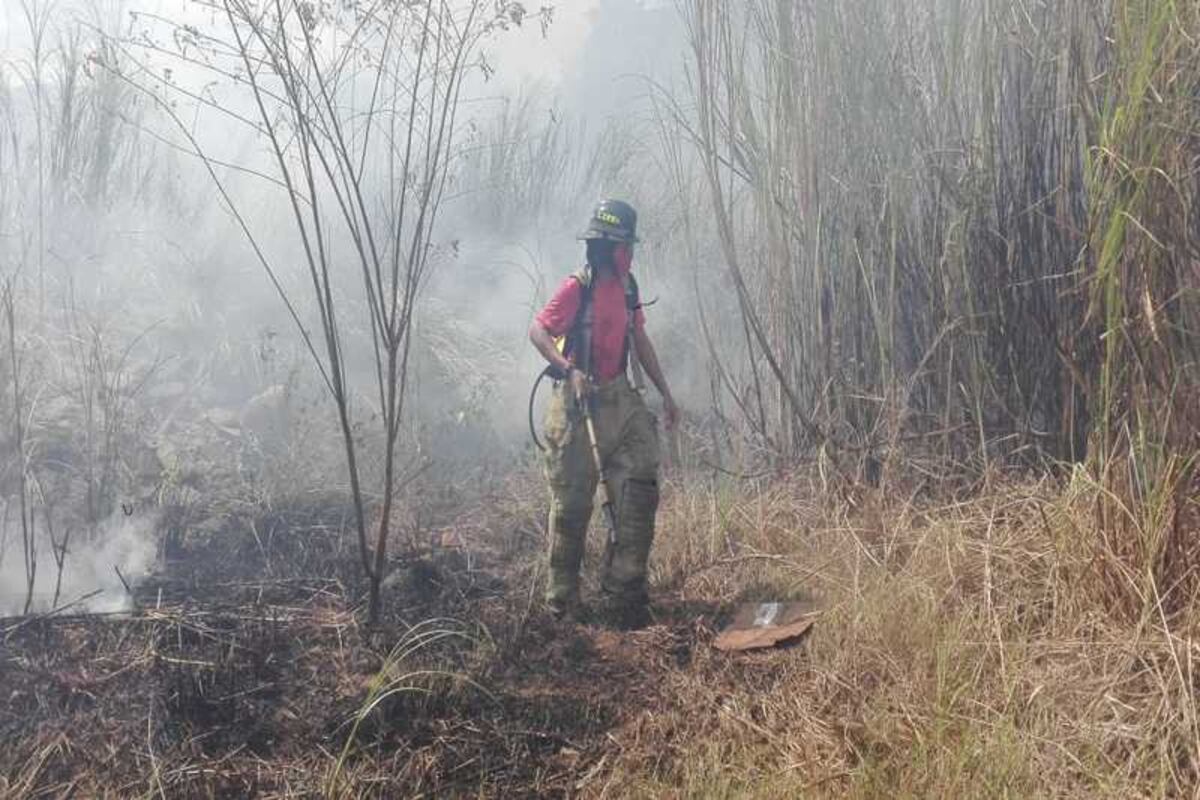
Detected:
[
  {"left": 4, "top": 462, "right": 1197, "bottom": 798},
  {"left": 618, "top": 462, "right": 1200, "bottom": 798}
]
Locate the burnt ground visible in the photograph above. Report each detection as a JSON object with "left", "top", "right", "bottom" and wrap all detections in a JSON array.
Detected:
[{"left": 0, "top": 481, "right": 782, "bottom": 799}]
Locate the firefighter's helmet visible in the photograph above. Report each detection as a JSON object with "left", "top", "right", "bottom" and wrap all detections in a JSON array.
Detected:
[{"left": 577, "top": 199, "right": 639, "bottom": 243}]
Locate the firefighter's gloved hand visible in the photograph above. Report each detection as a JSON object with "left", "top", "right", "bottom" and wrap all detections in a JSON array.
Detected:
[{"left": 569, "top": 369, "right": 592, "bottom": 403}]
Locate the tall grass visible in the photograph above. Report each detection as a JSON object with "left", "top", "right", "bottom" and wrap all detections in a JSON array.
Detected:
[
  {"left": 1082, "top": 1, "right": 1200, "bottom": 615},
  {"left": 675, "top": 1, "right": 1200, "bottom": 627},
  {"left": 678, "top": 0, "right": 1197, "bottom": 479},
  {"left": 0, "top": 6, "right": 172, "bottom": 613}
]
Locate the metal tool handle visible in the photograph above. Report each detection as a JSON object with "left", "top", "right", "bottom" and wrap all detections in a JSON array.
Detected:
[{"left": 581, "top": 395, "right": 619, "bottom": 556}]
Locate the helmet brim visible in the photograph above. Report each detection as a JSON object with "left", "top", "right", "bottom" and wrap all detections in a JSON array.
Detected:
[{"left": 577, "top": 226, "right": 640, "bottom": 243}]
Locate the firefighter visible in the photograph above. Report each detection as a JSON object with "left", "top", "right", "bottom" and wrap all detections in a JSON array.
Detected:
[{"left": 528, "top": 199, "right": 679, "bottom": 628}]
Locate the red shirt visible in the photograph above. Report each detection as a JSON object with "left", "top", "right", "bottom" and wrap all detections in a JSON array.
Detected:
[{"left": 536, "top": 269, "right": 645, "bottom": 383}]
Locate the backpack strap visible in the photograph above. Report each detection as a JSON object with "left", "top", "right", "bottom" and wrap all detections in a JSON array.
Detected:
[
  {"left": 560, "top": 266, "right": 595, "bottom": 377},
  {"left": 622, "top": 273, "right": 646, "bottom": 392}
]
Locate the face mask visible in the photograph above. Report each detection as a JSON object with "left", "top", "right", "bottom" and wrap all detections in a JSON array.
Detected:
[{"left": 614, "top": 243, "right": 633, "bottom": 276}]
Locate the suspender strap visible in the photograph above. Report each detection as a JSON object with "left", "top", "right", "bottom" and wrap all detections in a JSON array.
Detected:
[
  {"left": 622, "top": 273, "right": 646, "bottom": 393},
  {"left": 562, "top": 266, "right": 594, "bottom": 377},
  {"left": 561, "top": 266, "right": 643, "bottom": 387}
]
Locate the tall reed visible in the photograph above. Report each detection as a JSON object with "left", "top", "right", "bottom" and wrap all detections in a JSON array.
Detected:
[{"left": 678, "top": 0, "right": 1197, "bottom": 477}]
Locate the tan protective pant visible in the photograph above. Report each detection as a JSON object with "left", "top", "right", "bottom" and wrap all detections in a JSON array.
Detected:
[{"left": 542, "top": 375, "right": 660, "bottom": 607}]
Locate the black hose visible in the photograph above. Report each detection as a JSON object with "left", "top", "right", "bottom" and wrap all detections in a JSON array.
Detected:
[{"left": 528, "top": 365, "right": 553, "bottom": 452}]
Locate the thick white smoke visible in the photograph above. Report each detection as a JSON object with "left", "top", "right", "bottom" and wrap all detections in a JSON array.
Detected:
[{"left": 0, "top": 511, "right": 158, "bottom": 616}]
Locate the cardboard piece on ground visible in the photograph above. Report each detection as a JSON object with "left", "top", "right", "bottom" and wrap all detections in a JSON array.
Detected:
[{"left": 713, "top": 601, "right": 818, "bottom": 652}]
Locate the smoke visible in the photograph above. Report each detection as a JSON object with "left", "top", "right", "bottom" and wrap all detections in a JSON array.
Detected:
[
  {"left": 0, "top": 0, "right": 715, "bottom": 614},
  {"left": 412, "top": 0, "right": 702, "bottom": 458},
  {"left": 0, "top": 511, "right": 159, "bottom": 616}
]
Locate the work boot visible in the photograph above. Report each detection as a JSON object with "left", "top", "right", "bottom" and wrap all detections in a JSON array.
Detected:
[
  {"left": 547, "top": 592, "right": 592, "bottom": 623},
  {"left": 599, "top": 589, "right": 652, "bottom": 630},
  {"left": 619, "top": 602, "right": 652, "bottom": 631}
]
